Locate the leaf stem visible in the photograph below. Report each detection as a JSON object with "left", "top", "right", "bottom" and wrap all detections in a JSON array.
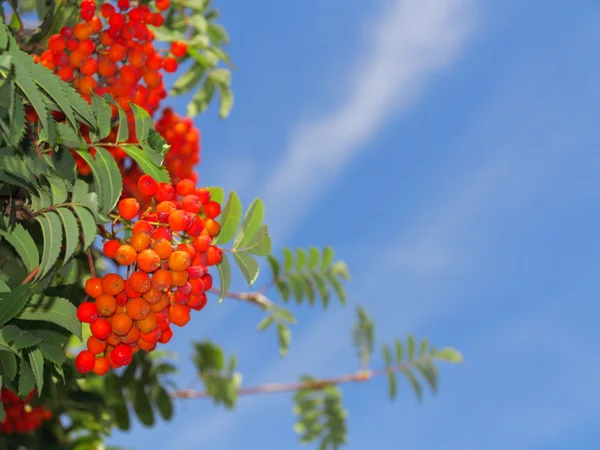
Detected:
[
  {"left": 207, "top": 287, "right": 273, "bottom": 310},
  {"left": 21, "top": 266, "right": 40, "bottom": 285},
  {"left": 87, "top": 250, "right": 96, "bottom": 278}
]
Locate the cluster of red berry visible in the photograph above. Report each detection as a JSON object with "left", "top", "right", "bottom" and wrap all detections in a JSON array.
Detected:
[
  {"left": 75, "top": 176, "right": 223, "bottom": 375},
  {"left": 36, "top": 0, "right": 197, "bottom": 185},
  {"left": 0, "top": 389, "right": 52, "bottom": 434}
]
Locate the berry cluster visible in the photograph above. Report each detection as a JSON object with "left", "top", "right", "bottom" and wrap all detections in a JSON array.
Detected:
[
  {"left": 36, "top": 0, "right": 191, "bottom": 181},
  {"left": 75, "top": 176, "right": 223, "bottom": 375},
  {"left": 0, "top": 389, "right": 52, "bottom": 434}
]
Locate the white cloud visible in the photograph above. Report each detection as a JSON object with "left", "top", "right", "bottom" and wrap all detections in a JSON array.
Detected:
[{"left": 261, "top": 0, "right": 475, "bottom": 244}]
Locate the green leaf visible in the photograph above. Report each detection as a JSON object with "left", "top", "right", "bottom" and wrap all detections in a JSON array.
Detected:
[
  {"left": 241, "top": 224, "right": 272, "bottom": 256},
  {"left": 0, "top": 376, "right": 4, "bottom": 422},
  {"left": 35, "top": 211, "right": 63, "bottom": 280},
  {"left": 112, "top": 99, "right": 129, "bottom": 143},
  {"left": 0, "top": 285, "right": 32, "bottom": 328},
  {"left": 91, "top": 93, "right": 111, "bottom": 141},
  {"left": 18, "top": 296, "right": 82, "bottom": 340},
  {"left": 401, "top": 367, "right": 422, "bottom": 401},
  {"left": 277, "top": 323, "right": 291, "bottom": 357},
  {"left": 233, "top": 198, "right": 264, "bottom": 250},
  {"left": 132, "top": 384, "right": 155, "bottom": 427},
  {"left": 75, "top": 147, "right": 123, "bottom": 214},
  {"left": 407, "top": 335, "right": 415, "bottom": 360},
  {"left": 152, "top": 385, "right": 174, "bottom": 421},
  {"left": 72, "top": 205, "right": 96, "bottom": 250},
  {"left": 414, "top": 360, "right": 438, "bottom": 393},
  {"left": 193, "top": 341, "right": 225, "bottom": 373},
  {"left": 0, "top": 352, "right": 17, "bottom": 379},
  {"left": 275, "top": 280, "right": 290, "bottom": 302},
  {"left": 216, "top": 252, "right": 231, "bottom": 304},
  {"left": 217, "top": 83, "right": 234, "bottom": 119},
  {"left": 205, "top": 186, "right": 224, "bottom": 204},
  {"left": 312, "top": 273, "right": 330, "bottom": 306},
  {"left": 213, "top": 191, "right": 242, "bottom": 245},
  {"left": 232, "top": 252, "right": 260, "bottom": 286},
  {"left": 435, "top": 347, "right": 463, "bottom": 363},
  {"left": 387, "top": 372, "right": 398, "bottom": 400},
  {"left": 131, "top": 104, "right": 152, "bottom": 143},
  {"left": 257, "top": 315, "right": 274, "bottom": 331},
  {"left": 187, "top": 78, "right": 216, "bottom": 117},
  {"left": 18, "top": 358, "right": 35, "bottom": 396},
  {"left": 13, "top": 334, "right": 43, "bottom": 350},
  {"left": 39, "top": 342, "right": 66, "bottom": 366},
  {"left": 120, "top": 145, "right": 171, "bottom": 183},
  {"left": 0, "top": 217, "right": 39, "bottom": 272},
  {"left": 320, "top": 247, "right": 334, "bottom": 271},
  {"left": 283, "top": 248, "right": 294, "bottom": 273},
  {"left": 170, "top": 61, "right": 206, "bottom": 96},
  {"left": 394, "top": 340, "right": 403, "bottom": 363},
  {"left": 296, "top": 248, "right": 307, "bottom": 272},
  {"left": 419, "top": 339, "right": 429, "bottom": 356},
  {"left": 289, "top": 275, "right": 304, "bottom": 304},
  {"left": 28, "top": 348, "right": 44, "bottom": 394},
  {"left": 57, "top": 122, "right": 85, "bottom": 148},
  {"left": 325, "top": 273, "right": 346, "bottom": 305},
  {"left": 267, "top": 255, "right": 280, "bottom": 280},
  {"left": 382, "top": 345, "right": 392, "bottom": 368},
  {"left": 55, "top": 207, "right": 78, "bottom": 266},
  {"left": 308, "top": 247, "right": 319, "bottom": 271}
]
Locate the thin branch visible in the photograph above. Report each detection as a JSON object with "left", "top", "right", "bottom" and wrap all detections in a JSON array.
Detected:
[
  {"left": 21, "top": 266, "right": 40, "bottom": 285},
  {"left": 208, "top": 287, "right": 273, "bottom": 310},
  {"left": 170, "top": 356, "right": 436, "bottom": 400},
  {"left": 87, "top": 250, "right": 96, "bottom": 278}
]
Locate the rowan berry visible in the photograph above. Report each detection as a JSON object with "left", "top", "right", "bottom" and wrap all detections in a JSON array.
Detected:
[
  {"left": 143, "top": 287, "right": 163, "bottom": 304},
  {"left": 107, "top": 333, "right": 121, "bottom": 346},
  {"left": 168, "top": 209, "right": 191, "bottom": 231},
  {"left": 180, "top": 195, "right": 202, "bottom": 214},
  {"left": 93, "top": 356, "right": 110, "bottom": 375},
  {"left": 100, "top": 274, "right": 124, "bottom": 296},
  {"left": 103, "top": 240, "right": 121, "bottom": 258},
  {"left": 115, "top": 244, "right": 137, "bottom": 265},
  {"left": 73, "top": 22, "right": 93, "bottom": 40},
  {"left": 206, "top": 246, "right": 223, "bottom": 266},
  {"left": 89, "top": 318, "right": 111, "bottom": 341},
  {"left": 203, "top": 201, "right": 221, "bottom": 219},
  {"left": 152, "top": 268, "right": 172, "bottom": 292},
  {"left": 116, "top": 291, "right": 128, "bottom": 306},
  {"left": 133, "top": 220, "right": 155, "bottom": 235},
  {"left": 76, "top": 350, "right": 96, "bottom": 373},
  {"left": 77, "top": 302, "right": 99, "bottom": 323},
  {"left": 109, "top": 14, "right": 126, "bottom": 30},
  {"left": 170, "top": 270, "right": 189, "bottom": 287},
  {"left": 169, "top": 251, "right": 191, "bottom": 271},
  {"left": 121, "top": 325, "right": 140, "bottom": 344},
  {"left": 111, "top": 344, "right": 133, "bottom": 366},
  {"left": 129, "top": 271, "right": 152, "bottom": 294},
  {"left": 151, "top": 238, "right": 173, "bottom": 260},
  {"left": 130, "top": 231, "right": 151, "bottom": 252},
  {"left": 137, "top": 249, "right": 161, "bottom": 272},
  {"left": 69, "top": 49, "right": 86, "bottom": 67},
  {"left": 117, "top": 0, "right": 130, "bottom": 10},
  {"left": 163, "top": 57, "right": 178, "bottom": 72},
  {"left": 111, "top": 313, "right": 133, "bottom": 336},
  {"left": 150, "top": 293, "right": 170, "bottom": 312},
  {"left": 124, "top": 279, "right": 141, "bottom": 299},
  {"left": 96, "top": 294, "right": 117, "bottom": 317},
  {"left": 187, "top": 216, "right": 205, "bottom": 236},
  {"left": 170, "top": 41, "right": 187, "bottom": 58},
  {"left": 192, "top": 235, "right": 212, "bottom": 253},
  {"left": 139, "top": 327, "right": 161, "bottom": 343},
  {"left": 87, "top": 336, "right": 107, "bottom": 355},
  {"left": 189, "top": 278, "right": 205, "bottom": 295},
  {"left": 118, "top": 198, "right": 140, "bottom": 220},
  {"left": 100, "top": 3, "right": 116, "bottom": 18},
  {"left": 80, "top": 57, "right": 98, "bottom": 75},
  {"left": 201, "top": 273, "right": 213, "bottom": 290},
  {"left": 158, "top": 326, "right": 173, "bottom": 343},
  {"left": 138, "top": 338, "right": 156, "bottom": 352},
  {"left": 84, "top": 277, "right": 103, "bottom": 298},
  {"left": 60, "top": 26, "right": 74, "bottom": 39},
  {"left": 204, "top": 219, "right": 221, "bottom": 237},
  {"left": 187, "top": 265, "right": 206, "bottom": 279},
  {"left": 156, "top": 0, "right": 171, "bottom": 11},
  {"left": 169, "top": 304, "right": 191, "bottom": 327},
  {"left": 136, "top": 313, "right": 157, "bottom": 333},
  {"left": 78, "top": 39, "right": 95, "bottom": 55},
  {"left": 188, "top": 293, "right": 208, "bottom": 311},
  {"left": 155, "top": 182, "right": 175, "bottom": 202},
  {"left": 173, "top": 289, "right": 189, "bottom": 304},
  {"left": 152, "top": 226, "right": 173, "bottom": 241}
]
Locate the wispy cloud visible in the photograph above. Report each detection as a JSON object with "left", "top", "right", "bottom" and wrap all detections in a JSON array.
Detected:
[{"left": 261, "top": 0, "right": 475, "bottom": 244}]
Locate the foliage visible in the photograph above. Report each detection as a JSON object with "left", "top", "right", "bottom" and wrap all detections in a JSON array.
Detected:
[{"left": 0, "top": 1, "right": 463, "bottom": 449}]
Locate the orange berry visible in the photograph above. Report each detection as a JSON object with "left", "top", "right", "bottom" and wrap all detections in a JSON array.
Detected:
[
  {"left": 73, "top": 22, "right": 93, "bottom": 40},
  {"left": 98, "top": 58, "right": 117, "bottom": 77},
  {"left": 170, "top": 270, "right": 188, "bottom": 287},
  {"left": 69, "top": 49, "right": 86, "bottom": 68},
  {"left": 138, "top": 338, "right": 156, "bottom": 352},
  {"left": 120, "top": 324, "right": 140, "bottom": 344},
  {"left": 118, "top": 198, "right": 140, "bottom": 220},
  {"left": 136, "top": 312, "right": 157, "bottom": 333},
  {"left": 78, "top": 75, "right": 97, "bottom": 95},
  {"left": 168, "top": 251, "right": 191, "bottom": 271},
  {"left": 169, "top": 304, "right": 191, "bottom": 327},
  {"left": 156, "top": 0, "right": 171, "bottom": 11},
  {"left": 84, "top": 277, "right": 103, "bottom": 298},
  {"left": 152, "top": 268, "right": 172, "bottom": 292},
  {"left": 87, "top": 336, "right": 107, "bottom": 354},
  {"left": 192, "top": 235, "right": 212, "bottom": 253},
  {"left": 143, "top": 287, "right": 163, "bottom": 305},
  {"left": 168, "top": 209, "right": 191, "bottom": 231},
  {"left": 177, "top": 243, "right": 196, "bottom": 259},
  {"left": 127, "top": 297, "right": 151, "bottom": 321},
  {"left": 111, "top": 313, "right": 133, "bottom": 336},
  {"left": 101, "top": 273, "right": 124, "bottom": 296},
  {"left": 204, "top": 218, "right": 221, "bottom": 237},
  {"left": 93, "top": 356, "right": 110, "bottom": 375},
  {"left": 137, "top": 249, "right": 161, "bottom": 273},
  {"left": 96, "top": 294, "right": 117, "bottom": 316},
  {"left": 130, "top": 231, "right": 151, "bottom": 252},
  {"left": 128, "top": 271, "right": 152, "bottom": 294},
  {"left": 133, "top": 220, "right": 154, "bottom": 235},
  {"left": 156, "top": 200, "right": 177, "bottom": 215},
  {"left": 150, "top": 293, "right": 170, "bottom": 312},
  {"left": 143, "top": 70, "right": 162, "bottom": 88},
  {"left": 124, "top": 279, "right": 141, "bottom": 299},
  {"left": 115, "top": 245, "right": 137, "bottom": 266},
  {"left": 151, "top": 238, "right": 173, "bottom": 260},
  {"left": 108, "top": 44, "right": 127, "bottom": 62},
  {"left": 107, "top": 333, "right": 121, "bottom": 346},
  {"left": 80, "top": 57, "right": 98, "bottom": 75}
]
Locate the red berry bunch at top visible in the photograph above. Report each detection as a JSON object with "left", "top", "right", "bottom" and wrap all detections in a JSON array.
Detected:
[
  {"left": 75, "top": 176, "right": 223, "bottom": 375},
  {"left": 0, "top": 389, "right": 52, "bottom": 435}
]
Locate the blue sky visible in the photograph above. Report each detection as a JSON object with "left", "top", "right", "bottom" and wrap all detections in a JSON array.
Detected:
[{"left": 109, "top": 0, "right": 600, "bottom": 448}]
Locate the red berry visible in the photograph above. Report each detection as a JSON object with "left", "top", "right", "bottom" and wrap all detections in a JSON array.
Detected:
[
  {"left": 111, "top": 344, "right": 133, "bottom": 365},
  {"left": 77, "top": 302, "right": 99, "bottom": 323},
  {"left": 203, "top": 201, "right": 221, "bottom": 219},
  {"left": 117, "top": 0, "right": 130, "bottom": 10},
  {"left": 75, "top": 350, "right": 96, "bottom": 373},
  {"left": 104, "top": 239, "right": 121, "bottom": 258},
  {"left": 170, "top": 41, "right": 187, "bottom": 58},
  {"left": 90, "top": 318, "right": 112, "bottom": 340},
  {"left": 155, "top": 182, "right": 175, "bottom": 202},
  {"left": 162, "top": 57, "right": 178, "bottom": 73},
  {"left": 118, "top": 198, "right": 140, "bottom": 220},
  {"left": 100, "top": 3, "right": 116, "bottom": 17}
]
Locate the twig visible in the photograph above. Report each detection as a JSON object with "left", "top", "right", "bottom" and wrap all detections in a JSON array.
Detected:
[
  {"left": 21, "top": 266, "right": 40, "bottom": 285},
  {"left": 87, "top": 250, "right": 96, "bottom": 278},
  {"left": 208, "top": 287, "right": 273, "bottom": 310}
]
